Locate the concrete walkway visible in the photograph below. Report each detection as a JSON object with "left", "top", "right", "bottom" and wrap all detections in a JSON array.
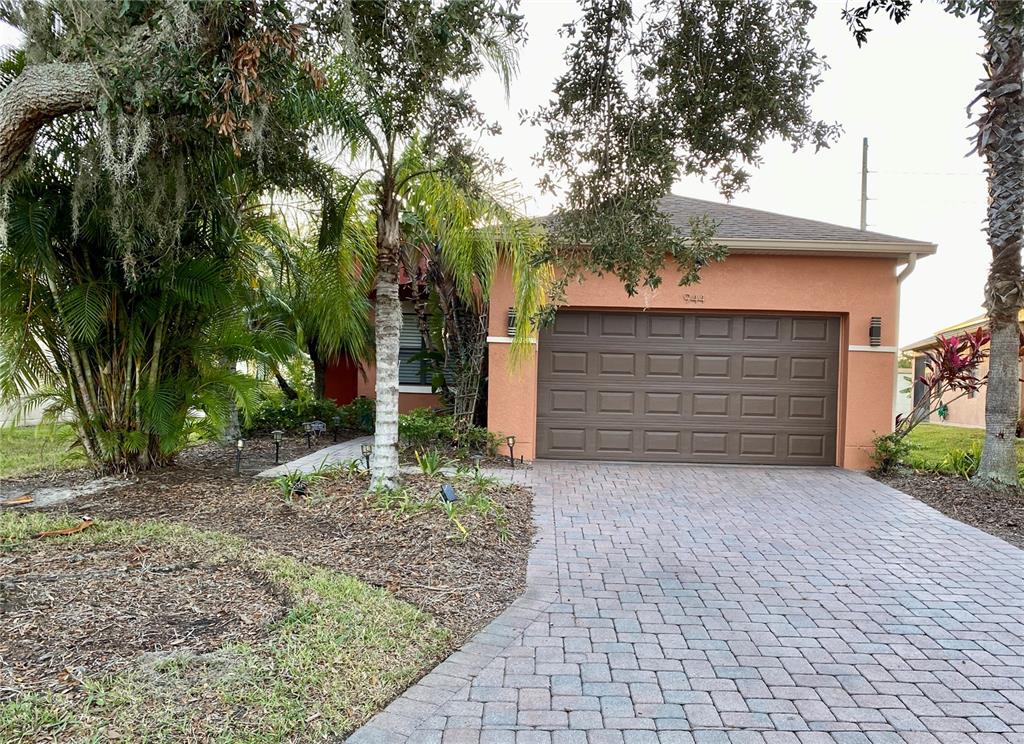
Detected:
[
  {"left": 255, "top": 436, "right": 372, "bottom": 478},
  {"left": 348, "top": 462, "right": 1024, "bottom": 744}
]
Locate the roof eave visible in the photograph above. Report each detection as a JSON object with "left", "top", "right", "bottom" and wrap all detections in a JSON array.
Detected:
[{"left": 722, "top": 237, "right": 937, "bottom": 260}]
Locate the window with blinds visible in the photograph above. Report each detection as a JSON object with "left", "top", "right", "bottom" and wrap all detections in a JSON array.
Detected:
[{"left": 399, "top": 310, "right": 429, "bottom": 386}]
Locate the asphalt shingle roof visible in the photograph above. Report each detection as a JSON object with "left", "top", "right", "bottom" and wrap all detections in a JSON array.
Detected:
[{"left": 657, "top": 194, "right": 930, "bottom": 244}]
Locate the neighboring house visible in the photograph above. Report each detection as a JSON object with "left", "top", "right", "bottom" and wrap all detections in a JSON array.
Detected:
[
  {"left": 901, "top": 311, "right": 1024, "bottom": 429},
  {"left": 331, "top": 194, "right": 936, "bottom": 470},
  {"left": 895, "top": 366, "right": 914, "bottom": 420}
]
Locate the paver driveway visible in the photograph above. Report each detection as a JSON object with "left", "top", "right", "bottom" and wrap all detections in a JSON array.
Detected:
[{"left": 348, "top": 463, "right": 1024, "bottom": 744}]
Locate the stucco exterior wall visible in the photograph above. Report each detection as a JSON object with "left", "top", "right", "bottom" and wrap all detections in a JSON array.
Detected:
[
  {"left": 355, "top": 364, "right": 440, "bottom": 413},
  {"left": 487, "top": 253, "right": 901, "bottom": 470},
  {"left": 925, "top": 357, "right": 1023, "bottom": 429}
]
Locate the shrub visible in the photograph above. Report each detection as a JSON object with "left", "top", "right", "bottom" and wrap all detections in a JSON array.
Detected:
[
  {"left": 399, "top": 409, "right": 498, "bottom": 455},
  {"left": 870, "top": 432, "right": 914, "bottom": 473},
  {"left": 245, "top": 396, "right": 375, "bottom": 435},
  {"left": 941, "top": 442, "right": 982, "bottom": 479}
]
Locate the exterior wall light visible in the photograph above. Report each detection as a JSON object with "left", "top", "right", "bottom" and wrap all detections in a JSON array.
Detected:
[
  {"left": 271, "top": 430, "right": 284, "bottom": 464},
  {"left": 361, "top": 443, "right": 373, "bottom": 471},
  {"left": 869, "top": 316, "right": 882, "bottom": 347},
  {"left": 507, "top": 308, "right": 517, "bottom": 337}
]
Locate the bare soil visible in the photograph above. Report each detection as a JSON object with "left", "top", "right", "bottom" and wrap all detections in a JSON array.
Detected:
[
  {"left": 13, "top": 435, "right": 533, "bottom": 647},
  {"left": 874, "top": 469, "right": 1024, "bottom": 549},
  {"left": 1, "top": 540, "right": 286, "bottom": 698}
]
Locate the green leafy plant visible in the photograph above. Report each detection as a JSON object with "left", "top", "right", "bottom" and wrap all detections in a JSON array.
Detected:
[
  {"left": 246, "top": 397, "right": 374, "bottom": 436},
  {"left": 870, "top": 432, "right": 915, "bottom": 474},
  {"left": 398, "top": 409, "right": 498, "bottom": 455},
  {"left": 942, "top": 442, "right": 983, "bottom": 479},
  {"left": 414, "top": 449, "right": 450, "bottom": 476}
]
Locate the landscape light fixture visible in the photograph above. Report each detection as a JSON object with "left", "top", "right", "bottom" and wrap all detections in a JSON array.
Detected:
[
  {"left": 271, "top": 430, "right": 284, "bottom": 464},
  {"left": 506, "top": 435, "right": 516, "bottom": 469},
  {"left": 235, "top": 438, "right": 244, "bottom": 475},
  {"left": 291, "top": 479, "right": 307, "bottom": 500},
  {"left": 302, "top": 421, "right": 312, "bottom": 448},
  {"left": 361, "top": 443, "right": 373, "bottom": 471},
  {"left": 439, "top": 483, "right": 459, "bottom": 503},
  {"left": 869, "top": 316, "right": 882, "bottom": 347},
  {"left": 331, "top": 415, "right": 341, "bottom": 442},
  {"left": 472, "top": 454, "right": 483, "bottom": 475}
]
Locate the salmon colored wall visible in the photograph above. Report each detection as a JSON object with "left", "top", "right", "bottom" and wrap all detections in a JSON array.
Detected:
[
  {"left": 356, "top": 363, "right": 440, "bottom": 413},
  {"left": 930, "top": 358, "right": 1024, "bottom": 429},
  {"left": 487, "top": 253, "right": 902, "bottom": 469}
]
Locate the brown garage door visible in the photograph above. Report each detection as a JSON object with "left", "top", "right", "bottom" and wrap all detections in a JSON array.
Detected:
[{"left": 536, "top": 311, "right": 840, "bottom": 465}]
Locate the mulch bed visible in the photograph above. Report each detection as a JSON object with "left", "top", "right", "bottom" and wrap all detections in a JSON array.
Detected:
[
  {"left": 1, "top": 539, "right": 286, "bottom": 698},
  {"left": 874, "top": 469, "right": 1024, "bottom": 549},
  {"left": 20, "top": 437, "right": 533, "bottom": 644}
]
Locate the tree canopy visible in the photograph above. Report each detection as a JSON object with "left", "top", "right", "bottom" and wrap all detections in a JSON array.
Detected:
[{"left": 531, "top": 0, "right": 840, "bottom": 296}]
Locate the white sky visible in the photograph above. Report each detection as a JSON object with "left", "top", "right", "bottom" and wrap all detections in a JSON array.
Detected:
[{"left": 0, "top": 2, "right": 991, "bottom": 345}]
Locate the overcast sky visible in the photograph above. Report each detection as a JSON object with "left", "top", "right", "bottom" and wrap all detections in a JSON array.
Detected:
[{"left": 1, "top": 2, "right": 991, "bottom": 345}]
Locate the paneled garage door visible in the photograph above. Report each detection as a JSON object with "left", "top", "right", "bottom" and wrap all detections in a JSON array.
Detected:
[{"left": 536, "top": 312, "right": 840, "bottom": 465}]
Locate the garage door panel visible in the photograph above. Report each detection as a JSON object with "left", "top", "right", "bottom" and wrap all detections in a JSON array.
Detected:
[{"left": 537, "top": 311, "right": 839, "bottom": 465}]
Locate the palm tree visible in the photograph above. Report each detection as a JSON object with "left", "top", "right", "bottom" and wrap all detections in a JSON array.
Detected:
[
  {"left": 399, "top": 158, "right": 548, "bottom": 429},
  {"left": 844, "top": 1, "right": 1024, "bottom": 486},
  {"left": 318, "top": 0, "right": 527, "bottom": 486},
  {"left": 0, "top": 127, "right": 296, "bottom": 472},
  {"left": 258, "top": 180, "right": 377, "bottom": 400}
]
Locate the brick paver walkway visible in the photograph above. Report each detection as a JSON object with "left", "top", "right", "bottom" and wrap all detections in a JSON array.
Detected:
[{"left": 348, "top": 462, "right": 1024, "bottom": 744}]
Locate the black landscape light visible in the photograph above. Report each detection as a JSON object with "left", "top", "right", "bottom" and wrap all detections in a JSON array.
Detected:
[
  {"left": 302, "top": 421, "right": 312, "bottom": 448},
  {"left": 291, "top": 479, "right": 307, "bottom": 500},
  {"left": 361, "top": 442, "right": 373, "bottom": 471},
  {"left": 472, "top": 454, "right": 483, "bottom": 475},
  {"left": 332, "top": 415, "right": 341, "bottom": 442},
  {"left": 506, "top": 435, "right": 516, "bottom": 469},
  {"left": 439, "top": 483, "right": 459, "bottom": 503},
  {"left": 271, "top": 430, "right": 284, "bottom": 465},
  {"left": 235, "top": 438, "right": 244, "bottom": 475},
  {"left": 310, "top": 420, "right": 327, "bottom": 443}
]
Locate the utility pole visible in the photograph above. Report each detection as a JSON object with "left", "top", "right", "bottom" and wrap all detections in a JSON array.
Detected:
[{"left": 859, "top": 137, "right": 868, "bottom": 230}]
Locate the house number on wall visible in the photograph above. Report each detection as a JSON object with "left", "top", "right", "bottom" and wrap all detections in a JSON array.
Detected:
[{"left": 682, "top": 293, "right": 705, "bottom": 304}]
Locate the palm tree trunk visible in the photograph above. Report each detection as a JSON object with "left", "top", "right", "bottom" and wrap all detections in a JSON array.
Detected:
[
  {"left": 308, "top": 340, "right": 328, "bottom": 399},
  {"left": 976, "top": 5, "right": 1024, "bottom": 487},
  {"left": 371, "top": 177, "right": 402, "bottom": 488}
]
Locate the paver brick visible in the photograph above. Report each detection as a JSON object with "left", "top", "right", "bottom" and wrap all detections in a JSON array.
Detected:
[{"left": 347, "top": 463, "right": 1024, "bottom": 744}]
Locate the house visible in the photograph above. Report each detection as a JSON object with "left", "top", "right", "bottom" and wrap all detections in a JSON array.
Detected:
[
  {"left": 901, "top": 311, "right": 1024, "bottom": 428},
  {"left": 329, "top": 194, "right": 936, "bottom": 469}
]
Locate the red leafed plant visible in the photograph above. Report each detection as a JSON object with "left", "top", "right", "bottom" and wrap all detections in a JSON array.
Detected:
[{"left": 895, "top": 327, "right": 991, "bottom": 439}]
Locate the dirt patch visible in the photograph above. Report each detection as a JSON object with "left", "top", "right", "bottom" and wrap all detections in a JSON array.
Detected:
[
  {"left": 46, "top": 462, "right": 533, "bottom": 646},
  {"left": 875, "top": 469, "right": 1024, "bottom": 549},
  {"left": 0, "top": 539, "right": 286, "bottom": 699}
]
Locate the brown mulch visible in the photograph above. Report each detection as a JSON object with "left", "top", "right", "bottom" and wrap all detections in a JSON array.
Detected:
[
  {"left": 0, "top": 540, "right": 286, "bottom": 698},
  {"left": 874, "top": 469, "right": 1024, "bottom": 549},
  {"left": 29, "top": 437, "right": 533, "bottom": 644}
]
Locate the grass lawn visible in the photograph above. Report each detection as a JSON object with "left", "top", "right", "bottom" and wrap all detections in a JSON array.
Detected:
[
  {"left": 0, "top": 511, "right": 449, "bottom": 743},
  {"left": 0, "top": 425, "right": 88, "bottom": 478},
  {"left": 904, "top": 422, "right": 1024, "bottom": 472}
]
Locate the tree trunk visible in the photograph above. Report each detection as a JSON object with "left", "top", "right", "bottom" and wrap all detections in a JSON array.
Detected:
[
  {"left": 273, "top": 367, "right": 298, "bottom": 400},
  {"left": 308, "top": 340, "right": 328, "bottom": 399},
  {"left": 0, "top": 63, "right": 97, "bottom": 182},
  {"left": 371, "top": 179, "right": 402, "bottom": 488},
  {"left": 976, "top": 6, "right": 1024, "bottom": 487}
]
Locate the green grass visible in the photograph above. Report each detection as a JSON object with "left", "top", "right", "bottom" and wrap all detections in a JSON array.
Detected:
[
  {"left": 0, "top": 512, "right": 449, "bottom": 743},
  {"left": 0, "top": 424, "right": 88, "bottom": 478},
  {"left": 904, "top": 423, "right": 1024, "bottom": 477}
]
